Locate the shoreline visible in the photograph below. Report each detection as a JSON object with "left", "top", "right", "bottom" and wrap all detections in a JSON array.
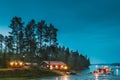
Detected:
[
  {"left": 0, "top": 68, "right": 60, "bottom": 79},
  {"left": 0, "top": 67, "right": 87, "bottom": 80}
]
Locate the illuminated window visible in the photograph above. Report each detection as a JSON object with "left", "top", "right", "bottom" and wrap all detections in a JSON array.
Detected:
[
  {"left": 55, "top": 65, "right": 58, "bottom": 69},
  {"left": 15, "top": 62, "right": 18, "bottom": 66},
  {"left": 64, "top": 66, "right": 68, "bottom": 70},
  {"left": 60, "top": 65, "right": 63, "bottom": 69},
  {"left": 19, "top": 62, "right": 23, "bottom": 66},
  {"left": 10, "top": 62, "right": 14, "bottom": 66},
  {"left": 47, "top": 65, "right": 49, "bottom": 67},
  {"left": 50, "top": 65, "right": 53, "bottom": 70}
]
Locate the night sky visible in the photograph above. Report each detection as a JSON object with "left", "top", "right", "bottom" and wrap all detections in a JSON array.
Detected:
[{"left": 0, "top": 0, "right": 120, "bottom": 64}]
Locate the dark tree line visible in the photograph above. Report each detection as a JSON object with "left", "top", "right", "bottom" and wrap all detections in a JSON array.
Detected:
[{"left": 0, "top": 16, "right": 90, "bottom": 69}]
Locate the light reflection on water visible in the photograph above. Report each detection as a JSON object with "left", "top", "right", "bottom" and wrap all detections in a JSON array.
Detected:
[
  {"left": 56, "top": 75, "right": 70, "bottom": 80},
  {"left": 35, "top": 65, "right": 120, "bottom": 80},
  {"left": 116, "top": 68, "right": 119, "bottom": 75},
  {"left": 95, "top": 74, "right": 98, "bottom": 80},
  {"left": 39, "top": 75, "right": 120, "bottom": 80}
]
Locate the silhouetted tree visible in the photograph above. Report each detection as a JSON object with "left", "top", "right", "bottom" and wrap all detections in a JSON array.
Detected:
[
  {"left": 7, "top": 36, "right": 14, "bottom": 53},
  {"left": 9, "top": 16, "right": 24, "bottom": 59},
  {"left": 36, "top": 20, "right": 46, "bottom": 57},
  {"left": 64, "top": 47, "right": 70, "bottom": 64},
  {"left": 0, "top": 34, "right": 4, "bottom": 53},
  {"left": 44, "top": 24, "right": 58, "bottom": 46},
  {"left": 25, "top": 19, "right": 36, "bottom": 61}
]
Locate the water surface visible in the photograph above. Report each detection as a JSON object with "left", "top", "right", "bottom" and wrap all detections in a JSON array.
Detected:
[{"left": 33, "top": 65, "right": 120, "bottom": 80}]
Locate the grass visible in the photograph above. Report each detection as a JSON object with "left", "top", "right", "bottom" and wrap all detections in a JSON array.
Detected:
[
  {"left": 0, "top": 67, "right": 60, "bottom": 79},
  {"left": 0, "top": 78, "right": 28, "bottom": 80}
]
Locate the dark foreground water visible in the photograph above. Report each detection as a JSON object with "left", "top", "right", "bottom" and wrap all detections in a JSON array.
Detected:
[{"left": 31, "top": 65, "right": 120, "bottom": 80}]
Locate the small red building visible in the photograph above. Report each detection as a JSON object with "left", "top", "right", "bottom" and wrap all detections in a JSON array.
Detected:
[{"left": 40, "top": 61, "right": 68, "bottom": 70}]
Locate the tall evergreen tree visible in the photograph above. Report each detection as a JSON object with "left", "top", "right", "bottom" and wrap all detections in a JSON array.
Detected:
[
  {"left": 25, "top": 19, "right": 36, "bottom": 61},
  {"left": 44, "top": 24, "right": 58, "bottom": 59},
  {"left": 44, "top": 24, "right": 58, "bottom": 46},
  {"left": 7, "top": 36, "right": 14, "bottom": 53},
  {"left": 0, "top": 34, "right": 4, "bottom": 53},
  {"left": 36, "top": 20, "right": 46, "bottom": 57},
  {"left": 65, "top": 47, "right": 70, "bottom": 64},
  {"left": 9, "top": 16, "right": 24, "bottom": 59}
]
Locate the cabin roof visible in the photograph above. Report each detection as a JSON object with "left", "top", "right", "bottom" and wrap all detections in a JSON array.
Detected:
[{"left": 41, "top": 61, "right": 66, "bottom": 65}]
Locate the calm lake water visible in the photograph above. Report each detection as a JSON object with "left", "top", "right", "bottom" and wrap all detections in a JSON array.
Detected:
[{"left": 32, "top": 65, "right": 120, "bottom": 80}]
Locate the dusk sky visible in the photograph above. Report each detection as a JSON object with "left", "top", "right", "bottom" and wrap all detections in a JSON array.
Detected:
[{"left": 0, "top": 0, "right": 120, "bottom": 64}]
